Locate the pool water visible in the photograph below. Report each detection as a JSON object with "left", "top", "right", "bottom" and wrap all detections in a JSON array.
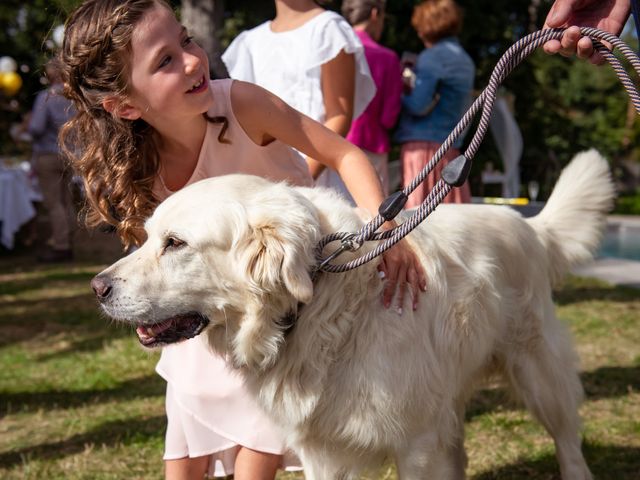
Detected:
[{"left": 598, "top": 223, "right": 640, "bottom": 262}]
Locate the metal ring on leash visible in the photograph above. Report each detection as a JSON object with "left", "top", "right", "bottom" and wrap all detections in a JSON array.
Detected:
[{"left": 315, "top": 27, "right": 640, "bottom": 273}]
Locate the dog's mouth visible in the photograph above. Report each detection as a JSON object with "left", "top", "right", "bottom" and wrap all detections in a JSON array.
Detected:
[{"left": 135, "top": 312, "right": 209, "bottom": 348}]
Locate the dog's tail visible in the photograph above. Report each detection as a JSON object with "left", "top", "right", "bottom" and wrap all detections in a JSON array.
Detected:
[{"left": 527, "top": 149, "right": 616, "bottom": 286}]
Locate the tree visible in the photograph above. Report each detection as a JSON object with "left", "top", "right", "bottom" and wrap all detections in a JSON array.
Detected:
[{"left": 180, "top": 0, "right": 228, "bottom": 79}]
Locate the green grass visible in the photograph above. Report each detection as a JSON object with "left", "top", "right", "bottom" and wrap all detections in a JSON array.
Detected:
[{"left": 0, "top": 256, "right": 638, "bottom": 479}]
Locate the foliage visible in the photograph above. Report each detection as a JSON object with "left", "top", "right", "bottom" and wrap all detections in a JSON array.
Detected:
[{"left": 615, "top": 192, "right": 640, "bottom": 214}]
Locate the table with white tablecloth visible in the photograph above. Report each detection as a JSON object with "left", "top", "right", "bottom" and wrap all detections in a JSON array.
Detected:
[{"left": 0, "top": 167, "right": 41, "bottom": 249}]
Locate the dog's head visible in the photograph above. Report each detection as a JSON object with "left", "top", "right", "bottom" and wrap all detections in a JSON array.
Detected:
[{"left": 92, "top": 175, "right": 321, "bottom": 370}]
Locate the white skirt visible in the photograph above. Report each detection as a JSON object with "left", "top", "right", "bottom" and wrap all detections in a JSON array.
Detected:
[{"left": 158, "top": 338, "right": 301, "bottom": 477}]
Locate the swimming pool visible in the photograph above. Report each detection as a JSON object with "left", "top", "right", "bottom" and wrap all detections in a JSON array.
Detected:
[{"left": 598, "top": 221, "right": 640, "bottom": 262}]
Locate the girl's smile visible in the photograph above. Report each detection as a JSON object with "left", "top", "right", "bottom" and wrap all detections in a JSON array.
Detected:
[{"left": 186, "top": 75, "right": 208, "bottom": 94}]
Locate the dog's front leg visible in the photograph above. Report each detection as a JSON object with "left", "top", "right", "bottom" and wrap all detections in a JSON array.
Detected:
[
  {"left": 395, "top": 430, "right": 467, "bottom": 480},
  {"left": 295, "top": 446, "right": 355, "bottom": 480}
]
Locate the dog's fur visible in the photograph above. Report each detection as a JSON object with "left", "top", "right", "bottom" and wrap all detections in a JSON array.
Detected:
[{"left": 95, "top": 150, "right": 614, "bottom": 479}]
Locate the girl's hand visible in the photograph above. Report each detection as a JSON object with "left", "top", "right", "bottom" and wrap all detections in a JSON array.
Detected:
[{"left": 378, "top": 239, "right": 427, "bottom": 313}]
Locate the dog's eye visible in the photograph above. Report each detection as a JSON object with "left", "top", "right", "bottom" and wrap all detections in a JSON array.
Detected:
[{"left": 163, "top": 236, "right": 186, "bottom": 252}]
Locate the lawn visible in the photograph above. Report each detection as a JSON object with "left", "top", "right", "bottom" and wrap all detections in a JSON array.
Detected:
[{"left": 0, "top": 247, "right": 638, "bottom": 479}]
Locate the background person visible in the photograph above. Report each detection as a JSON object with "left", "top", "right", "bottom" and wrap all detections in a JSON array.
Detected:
[
  {"left": 28, "top": 57, "right": 76, "bottom": 262},
  {"left": 342, "top": 0, "right": 403, "bottom": 195},
  {"left": 222, "top": 0, "right": 376, "bottom": 204},
  {"left": 394, "top": 0, "right": 475, "bottom": 208},
  {"left": 60, "top": 1, "right": 426, "bottom": 479}
]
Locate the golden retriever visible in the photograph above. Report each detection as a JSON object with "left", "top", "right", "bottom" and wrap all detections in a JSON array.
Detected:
[{"left": 92, "top": 150, "right": 614, "bottom": 479}]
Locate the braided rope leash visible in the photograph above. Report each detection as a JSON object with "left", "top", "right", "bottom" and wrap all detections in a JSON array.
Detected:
[{"left": 316, "top": 27, "right": 640, "bottom": 274}]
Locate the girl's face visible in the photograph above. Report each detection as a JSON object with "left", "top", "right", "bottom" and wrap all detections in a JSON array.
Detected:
[{"left": 122, "top": 4, "right": 213, "bottom": 125}]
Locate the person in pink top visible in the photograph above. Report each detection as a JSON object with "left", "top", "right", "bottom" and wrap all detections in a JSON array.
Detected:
[{"left": 343, "top": 0, "right": 403, "bottom": 195}]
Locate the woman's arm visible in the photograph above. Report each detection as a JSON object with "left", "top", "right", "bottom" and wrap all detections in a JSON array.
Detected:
[{"left": 306, "top": 49, "right": 356, "bottom": 179}]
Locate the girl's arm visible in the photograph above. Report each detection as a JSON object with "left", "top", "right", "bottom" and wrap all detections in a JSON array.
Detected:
[
  {"left": 306, "top": 49, "right": 356, "bottom": 179},
  {"left": 233, "top": 80, "right": 380, "bottom": 216},
  {"left": 232, "top": 80, "right": 427, "bottom": 309}
]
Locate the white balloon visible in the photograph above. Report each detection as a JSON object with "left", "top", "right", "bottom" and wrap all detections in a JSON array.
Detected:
[
  {"left": 52, "top": 24, "right": 65, "bottom": 47},
  {"left": 0, "top": 56, "right": 17, "bottom": 73}
]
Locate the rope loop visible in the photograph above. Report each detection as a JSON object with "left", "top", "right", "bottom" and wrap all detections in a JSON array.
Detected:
[{"left": 316, "top": 27, "right": 640, "bottom": 273}]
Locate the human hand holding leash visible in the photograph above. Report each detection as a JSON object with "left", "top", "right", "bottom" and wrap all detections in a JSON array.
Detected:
[{"left": 543, "top": 0, "right": 631, "bottom": 64}]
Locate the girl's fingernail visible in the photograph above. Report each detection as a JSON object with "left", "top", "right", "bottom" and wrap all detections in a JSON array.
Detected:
[
  {"left": 396, "top": 306, "right": 403, "bottom": 316},
  {"left": 378, "top": 271, "right": 386, "bottom": 279},
  {"left": 413, "top": 303, "right": 417, "bottom": 311}
]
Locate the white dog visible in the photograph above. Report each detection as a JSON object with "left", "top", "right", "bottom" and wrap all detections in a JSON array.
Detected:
[{"left": 92, "top": 150, "right": 614, "bottom": 479}]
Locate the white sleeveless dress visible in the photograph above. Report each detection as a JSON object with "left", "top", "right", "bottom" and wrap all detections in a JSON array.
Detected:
[
  {"left": 222, "top": 10, "right": 376, "bottom": 204},
  {"left": 154, "top": 79, "right": 311, "bottom": 477}
]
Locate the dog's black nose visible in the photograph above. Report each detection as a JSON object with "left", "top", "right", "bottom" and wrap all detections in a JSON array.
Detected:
[{"left": 91, "top": 275, "right": 113, "bottom": 300}]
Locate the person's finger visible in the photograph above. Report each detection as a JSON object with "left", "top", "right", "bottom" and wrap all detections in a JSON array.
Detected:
[
  {"left": 377, "top": 259, "right": 387, "bottom": 279},
  {"left": 393, "top": 263, "right": 408, "bottom": 315},
  {"left": 406, "top": 266, "right": 419, "bottom": 310},
  {"left": 559, "top": 26, "right": 581, "bottom": 56},
  {"left": 544, "top": 0, "right": 575, "bottom": 29},
  {"left": 576, "top": 36, "right": 595, "bottom": 59},
  {"left": 382, "top": 258, "right": 399, "bottom": 309},
  {"left": 543, "top": 39, "right": 562, "bottom": 55},
  {"left": 589, "top": 50, "right": 606, "bottom": 65},
  {"left": 589, "top": 38, "right": 612, "bottom": 66}
]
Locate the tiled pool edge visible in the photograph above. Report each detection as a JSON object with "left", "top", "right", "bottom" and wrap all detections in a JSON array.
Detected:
[{"left": 572, "top": 215, "right": 640, "bottom": 289}]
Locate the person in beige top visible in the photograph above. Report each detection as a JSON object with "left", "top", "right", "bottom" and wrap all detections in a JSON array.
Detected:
[{"left": 60, "top": 0, "right": 427, "bottom": 478}]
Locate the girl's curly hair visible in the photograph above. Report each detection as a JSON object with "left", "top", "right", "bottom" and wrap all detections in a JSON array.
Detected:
[{"left": 59, "top": 0, "right": 226, "bottom": 249}]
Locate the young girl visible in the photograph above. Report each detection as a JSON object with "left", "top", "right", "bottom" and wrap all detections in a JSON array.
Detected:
[{"left": 60, "top": 1, "right": 425, "bottom": 479}]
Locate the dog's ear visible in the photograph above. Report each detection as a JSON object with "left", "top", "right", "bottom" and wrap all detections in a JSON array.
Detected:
[{"left": 239, "top": 221, "right": 314, "bottom": 303}]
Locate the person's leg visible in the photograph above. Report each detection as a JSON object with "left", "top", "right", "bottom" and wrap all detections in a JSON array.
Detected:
[
  {"left": 165, "top": 456, "right": 210, "bottom": 480},
  {"left": 35, "top": 152, "right": 72, "bottom": 252},
  {"left": 233, "top": 447, "right": 281, "bottom": 480}
]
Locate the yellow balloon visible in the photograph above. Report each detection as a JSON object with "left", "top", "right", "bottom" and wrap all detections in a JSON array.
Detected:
[{"left": 2, "top": 71, "right": 22, "bottom": 96}]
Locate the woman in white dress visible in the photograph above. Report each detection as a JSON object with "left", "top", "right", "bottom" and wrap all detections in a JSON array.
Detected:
[{"left": 222, "top": 0, "right": 376, "bottom": 204}]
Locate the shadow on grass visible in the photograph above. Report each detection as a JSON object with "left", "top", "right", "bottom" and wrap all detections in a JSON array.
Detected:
[
  {"left": 0, "top": 374, "right": 164, "bottom": 416},
  {"left": 554, "top": 278, "right": 639, "bottom": 305},
  {"left": 0, "top": 415, "right": 165, "bottom": 469},
  {"left": 465, "top": 365, "right": 639, "bottom": 421},
  {"left": 472, "top": 443, "right": 640, "bottom": 479},
  {"left": 582, "top": 365, "right": 640, "bottom": 398},
  {"left": 0, "top": 295, "right": 120, "bottom": 349},
  {"left": 0, "top": 269, "right": 97, "bottom": 296}
]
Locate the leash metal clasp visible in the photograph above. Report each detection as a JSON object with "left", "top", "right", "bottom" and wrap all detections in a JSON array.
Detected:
[{"left": 317, "top": 233, "right": 362, "bottom": 271}]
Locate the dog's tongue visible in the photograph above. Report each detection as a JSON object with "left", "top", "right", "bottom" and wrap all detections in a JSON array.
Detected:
[{"left": 136, "top": 319, "right": 174, "bottom": 338}]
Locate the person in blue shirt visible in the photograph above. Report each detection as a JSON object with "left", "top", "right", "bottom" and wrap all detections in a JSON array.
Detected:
[{"left": 395, "top": 0, "right": 475, "bottom": 208}]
